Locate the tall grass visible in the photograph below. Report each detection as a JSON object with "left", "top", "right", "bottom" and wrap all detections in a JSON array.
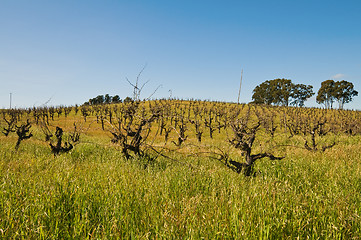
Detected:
[{"left": 0, "top": 134, "right": 360, "bottom": 239}]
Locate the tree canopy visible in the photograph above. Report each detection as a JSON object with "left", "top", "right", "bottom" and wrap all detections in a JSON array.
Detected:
[
  {"left": 316, "top": 80, "right": 336, "bottom": 109},
  {"left": 252, "top": 79, "right": 314, "bottom": 107},
  {"left": 84, "top": 94, "right": 122, "bottom": 105},
  {"left": 334, "top": 80, "right": 358, "bottom": 109},
  {"left": 317, "top": 80, "right": 358, "bottom": 109},
  {"left": 291, "top": 84, "right": 315, "bottom": 107}
]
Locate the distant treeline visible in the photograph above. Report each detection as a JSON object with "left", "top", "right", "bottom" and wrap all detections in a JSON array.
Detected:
[
  {"left": 84, "top": 79, "right": 357, "bottom": 110},
  {"left": 83, "top": 94, "right": 133, "bottom": 105}
]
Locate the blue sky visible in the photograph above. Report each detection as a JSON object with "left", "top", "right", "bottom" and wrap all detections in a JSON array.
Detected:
[{"left": 1, "top": 0, "right": 360, "bottom": 109}]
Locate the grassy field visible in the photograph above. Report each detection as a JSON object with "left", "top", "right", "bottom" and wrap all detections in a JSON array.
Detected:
[{"left": 0, "top": 101, "right": 360, "bottom": 239}]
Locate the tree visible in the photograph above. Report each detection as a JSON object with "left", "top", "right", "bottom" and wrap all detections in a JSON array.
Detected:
[
  {"left": 85, "top": 94, "right": 123, "bottom": 105},
  {"left": 104, "top": 94, "right": 111, "bottom": 104},
  {"left": 123, "top": 96, "right": 134, "bottom": 104},
  {"left": 252, "top": 79, "right": 313, "bottom": 107},
  {"left": 316, "top": 80, "right": 336, "bottom": 109},
  {"left": 252, "top": 79, "right": 293, "bottom": 106},
  {"left": 112, "top": 95, "right": 121, "bottom": 103},
  {"left": 317, "top": 80, "right": 358, "bottom": 109},
  {"left": 94, "top": 95, "right": 105, "bottom": 104},
  {"left": 252, "top": 81, "right": 274, "bottom": 105},
  {"left": 290, "top": 84, "right": 314, "bottom": 107},
  {"left": 273, "top": 78, "right": 293, "bottom": 106},
  {"left": 334, "top": 80, "right": 358, "bottom": 109}
]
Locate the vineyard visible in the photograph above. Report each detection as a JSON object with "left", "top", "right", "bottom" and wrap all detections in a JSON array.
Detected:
[{"left": 1, "top": 99, "right": 361, "bottom": 238}]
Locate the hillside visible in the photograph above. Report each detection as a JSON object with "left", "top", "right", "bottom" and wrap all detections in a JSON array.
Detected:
[{"left": 0, "top": 100, "right": 360, "bottom": 238}]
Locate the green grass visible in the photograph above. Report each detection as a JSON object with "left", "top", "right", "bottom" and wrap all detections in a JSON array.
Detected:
[{"left": 1, "top": 134, "right": 360, "bottom": 239}]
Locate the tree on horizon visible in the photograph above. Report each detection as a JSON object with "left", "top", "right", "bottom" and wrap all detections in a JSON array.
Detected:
[
  {"left": 252, "top": 79, "right": 314, "bottom": 107},
  {"left": 317, "top": 80, "right": 358, "bottom": 109}
]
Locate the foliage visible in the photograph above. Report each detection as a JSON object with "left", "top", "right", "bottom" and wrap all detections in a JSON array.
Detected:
[
  {"left": 334, "top": 80, "right": 358, "bottom": 109},
  {"left": 84, "top": 94, "right": 122, "bottom": 105},
  {"left": 252, "top": 79, "right": 314, "bottom": 106},
  {"left": 316, "top": 80, "right": 336, "bottom": 109},
  {"left": 317, "top": 79, "right": 358, "bottom": 109},
  {"left": 123, "top": 96, "right": 133, "bottom": 104},
  {"left": 290, "top": 83, "right": 314, "bottom": 107}
]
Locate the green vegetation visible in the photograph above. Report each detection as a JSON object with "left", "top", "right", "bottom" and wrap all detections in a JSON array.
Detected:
[
  {"left": 316, "top": 80, "right": 358, "bottom": 109},
  {"left": 252, "top": 78, "right": 358, "bottom": 109},
  {"left": 251, "top": 78, "right": 314, "bottom": 107},
  {"left": 84, "top": 94, "right": 122, "bottom": 105},
  {"left": 1, "top": 100, "right": 360, "bottom": 239}
]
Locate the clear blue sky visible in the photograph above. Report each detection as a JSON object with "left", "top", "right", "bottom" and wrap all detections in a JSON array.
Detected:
[{"left": 1, "top": 0, "right": 360, "bottom": 109}]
